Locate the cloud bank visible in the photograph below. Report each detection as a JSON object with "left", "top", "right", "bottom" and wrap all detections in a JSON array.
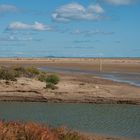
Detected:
[
  {"left": 103, "top": 0, "right": 134, "bottom": 5},
  {"left": 52, "top": 3, "right": 104, "bottom": 22},
  {"left": 7, "top": 22, "right": 53, "bottom": 31},
  {"left": 0, "top": 4, "right": 18, "bottom": 14},
  {"left": 71, "top": 29, "right": 114, "bottom": 36}
]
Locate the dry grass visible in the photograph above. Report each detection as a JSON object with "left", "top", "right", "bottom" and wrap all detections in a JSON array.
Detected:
[{"left": 0, "top": 121, "right": 88, "bottom": 140}]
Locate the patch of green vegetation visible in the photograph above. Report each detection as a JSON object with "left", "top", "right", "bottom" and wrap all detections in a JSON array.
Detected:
[
  {"left": 11, "top": 66, "right": 26, "bottom": 77},
  {"left": 0, "top": 66, "right": 60, "bottom": 90},
  {"left": 12, "top": 66, "right": 26, "bottom": 73},
  {"left": 25, "top": 67, "right": 40, "bottom": 77},
  {"left": 38, "top": 73, "right": 47, "bottom": 82},
  {"left": 0, "top": 67, "right": 18, "bottom": 81},
  {"left": 45, "top": 74, "right": 60, "bottom": 90},
  {"left": 46, "top": 74, "right": 60, "bottom": 85},
  {"left": 0, "top": 66, "right": 41, "bottom": 81}
]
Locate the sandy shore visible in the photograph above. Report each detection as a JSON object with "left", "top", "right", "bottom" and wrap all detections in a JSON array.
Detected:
[
  {"left": 0, "top": 72, "right": 140, "bottom": 104},
  {"left": 0, "top": 58, "right": 140, "bottom": 104},
  {"left": 0, "top": 59, "right": 140, "bottom": 104}
]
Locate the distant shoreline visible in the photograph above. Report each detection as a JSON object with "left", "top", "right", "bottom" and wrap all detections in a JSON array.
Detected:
[
  {"left": 0, "top": 57, "right": 140, "bottom": 73},
  {"left": 0, "top": 57, "right": 140, "bottom": 59}
]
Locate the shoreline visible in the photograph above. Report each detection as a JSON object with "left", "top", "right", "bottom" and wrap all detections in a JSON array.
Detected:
[
  {"left": 0, "top": 74, "right": 140, "bottom": 105},
  {"left": 0, "top": 58, "right": 140, "bottom": 105},
  {"left": 0, "top": 98, "right": 139, "bottom": 105}
]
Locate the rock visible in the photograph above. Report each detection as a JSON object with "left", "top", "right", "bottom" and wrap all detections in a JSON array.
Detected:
[{"left": 95, "top": 85, "right": 99, "bottom": 89}]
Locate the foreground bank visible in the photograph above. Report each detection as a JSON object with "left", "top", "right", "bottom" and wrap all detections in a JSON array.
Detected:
[
  {"left": 0, "top": 58, "right": 140, "bottom": 104},
  {"left": 0, "top": 72, "right": 140, "bottom": 104}
]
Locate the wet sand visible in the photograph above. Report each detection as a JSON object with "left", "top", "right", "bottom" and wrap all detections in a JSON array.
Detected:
[{"left": 0, "top": 58, "right": 140, "bottom": 72}]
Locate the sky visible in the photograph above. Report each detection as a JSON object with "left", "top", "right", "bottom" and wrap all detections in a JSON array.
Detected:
[{"left": 0, "top": 0, "right": 140, "bottom": 58}]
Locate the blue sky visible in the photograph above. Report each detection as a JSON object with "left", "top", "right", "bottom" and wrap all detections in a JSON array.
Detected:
[{"left": 0, "top": 0, "right": 140, "bottom": 57}]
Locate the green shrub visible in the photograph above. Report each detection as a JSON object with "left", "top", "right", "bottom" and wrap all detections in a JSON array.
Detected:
[
  {"left": 0, "top": 66, "right": 41, "bottom": 81},
  {"left": 0, "top": 68, "right": 17, "bottom": 81},
  {"left": 38, "top": 73, "right": 47, "bottom": 82},
  {"left": 46, "top": 74, "right": 60, "bottom": 85},
  {"left": 26, "top": 67, "right": 40, "bottom": 76},
  {"left": 12, "top": 66, "right": 26, "bottom": 74},
  {"left": 23, "top": 67, "right": 40, "bottom": 78}
]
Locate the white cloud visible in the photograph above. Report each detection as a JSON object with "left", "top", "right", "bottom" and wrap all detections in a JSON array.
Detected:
[
  {"left": 7, "top": 22, "right": 53, "bottom": 31},
  {"left": 52, "top": 3, "right": 104, "bottom": 22},
  {"left": 0, "top": 4, "right": 18, "bottom": 14},
  {"left": 103, "top": 0, "right": 134, "bottom": 5},
  {"left": 0, "top": 35, "right": 31, "bottom": 41},
  {"left": 9, "top": 36, "right": 33, "bottom": 41},
  {"left": 71, "top": 29, "right": 114, "bottom": 36},
  {"left": 88, "top": 4, "right": 104, "bottom": 13},
  {"left": 0, "top": 35, "right": 41, "bottom": 42}
]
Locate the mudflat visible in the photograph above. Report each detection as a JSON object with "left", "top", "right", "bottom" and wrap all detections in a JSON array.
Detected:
[{"left": 0, "top": 58, "right": 140, "bottom": 72}]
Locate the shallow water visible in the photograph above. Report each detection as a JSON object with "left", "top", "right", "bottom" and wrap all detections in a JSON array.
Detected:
[
  {"left": 0, "top": 102, "right": 140, "bottom": 139},
  {"left": 40, "top": 67, "right": 140, "bottom": 87}
]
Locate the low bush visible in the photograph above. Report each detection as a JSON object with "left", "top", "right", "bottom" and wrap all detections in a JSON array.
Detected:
[
  {"left": 0, "top": 67, "right": 18, "bottom": 81},
  {"left": 10, "top": 66, "right": 26, "bottom": 77},
  {"left": 45, "top": 74, "right": 60, "bottom": 90},
  {"left": 25, "top": 67, "right": 40, "bottom": 77},
  {"left": 12, "top": 66, "right": 26, "bottom": 73},
  {"left": 11, "top": 66, "right": 40, "bottom": 78},
  {"left": 38, "top": 73, "right": 47, "bottom": 82},
  {"left": 46, "top": 74, "right": 60, "bottom": 85},
  {"left": 0, "top": 66, "right": 41, "bottom": 81}
]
